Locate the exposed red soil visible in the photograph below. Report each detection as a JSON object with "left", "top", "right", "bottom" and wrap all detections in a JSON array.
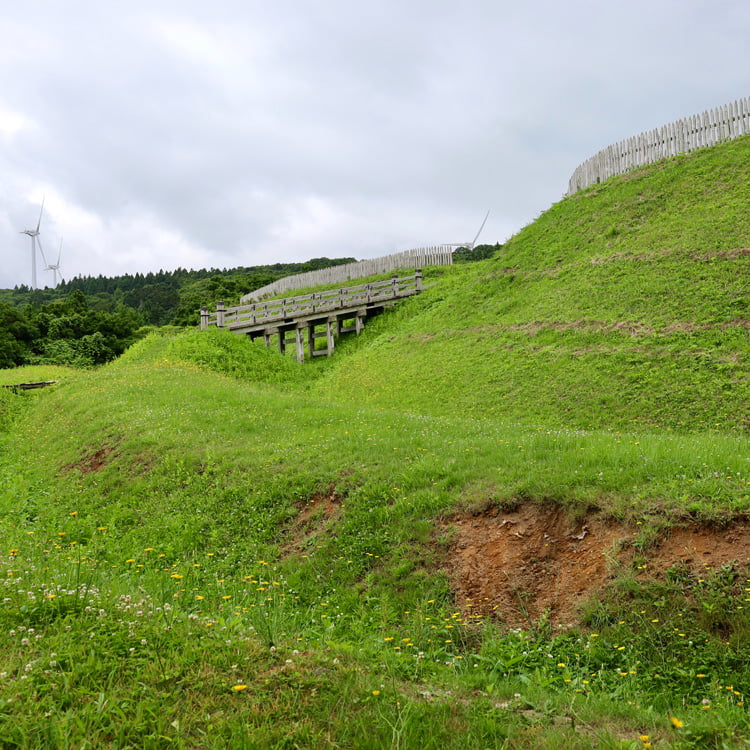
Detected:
[
  {"left": 68, "top": 444, "right": 116, "bottom": 474},
  {"left": 444, "top": 504, "right": 750, "bottom": 628}
]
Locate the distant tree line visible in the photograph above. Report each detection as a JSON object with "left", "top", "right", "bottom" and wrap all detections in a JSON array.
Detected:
[
  {"left": 452, "top": 243, "right": 502, "bottom": 263},
  {"left": 0, "top": 257, "right": 355, "bottom": 369}
]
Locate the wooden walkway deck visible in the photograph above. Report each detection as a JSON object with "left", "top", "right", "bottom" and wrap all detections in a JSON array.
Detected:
[{"left": 200, "top": 271, "right": 423, "bottom": 363}]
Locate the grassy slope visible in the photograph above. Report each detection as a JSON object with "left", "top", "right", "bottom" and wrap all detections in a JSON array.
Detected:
[
  {"left": 2, "top": 140, "right": 750, "bottom": 747},
  {"left": 314, "top": 137, "right": 750, "bottom": 432}
]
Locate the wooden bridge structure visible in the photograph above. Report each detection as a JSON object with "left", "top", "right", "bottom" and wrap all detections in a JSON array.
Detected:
[{"left": 200, "top": 270, "right": 423, "bottom": 363}]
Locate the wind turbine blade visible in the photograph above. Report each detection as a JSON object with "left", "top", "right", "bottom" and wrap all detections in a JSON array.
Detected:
[
  {"left": 36, "top": 195, "right": 45, "bottom": 233},
  {"left": 37, "top": 235, "right": 49, "bottom": 269},
  {"left": 471, "top": 210, "right": 490, "bottom": 248},
  {"left": 57, "top": 238, "right": 63, "bottom": 266}
]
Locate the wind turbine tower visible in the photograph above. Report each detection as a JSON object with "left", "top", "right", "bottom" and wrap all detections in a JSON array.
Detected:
[{"left": 20, "top": 198, "right": 46, "bottom": 290}]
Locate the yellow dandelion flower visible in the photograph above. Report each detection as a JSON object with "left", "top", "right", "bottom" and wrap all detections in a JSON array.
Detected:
[
  {"left": 372, "top": 690, "right": 380, "bottom": 696},
  {"left": 232, "top": 684, "right": 248, "bottom": 692},
  {"left": 670, "top": 716, "right": 684, "bottom": 728}
]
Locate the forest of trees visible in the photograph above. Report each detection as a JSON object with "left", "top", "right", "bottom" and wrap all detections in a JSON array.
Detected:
[{"left": 0, "top": 290, "right": 141, "bottom": 369}]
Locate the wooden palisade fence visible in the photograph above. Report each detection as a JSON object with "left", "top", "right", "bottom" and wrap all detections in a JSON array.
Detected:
[
  {"left": 241, "top": 246, "right": 451, "bottom": 303},
  {"left": 202, "top": 271, "right": 422, "bottom": 363},
  {"left": 568, "top": 95, "right": 750, "bottom": 194}
]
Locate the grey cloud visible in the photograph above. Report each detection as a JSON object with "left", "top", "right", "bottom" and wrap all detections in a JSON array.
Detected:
[{"left": 1, "top": 0, "right": 749, "bottom": 288}]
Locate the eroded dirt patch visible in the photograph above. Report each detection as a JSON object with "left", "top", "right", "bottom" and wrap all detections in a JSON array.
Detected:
[
  {"left": 444, "top": 504, "right": 750, "bottom": 628},
  {"left": 282, "top": 489, "right": 342, "bottom": 556},
  {"left": 69, "top": 444, "right": 116, "bottom": 475}
]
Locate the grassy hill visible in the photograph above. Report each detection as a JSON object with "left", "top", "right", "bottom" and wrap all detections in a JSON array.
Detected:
[
  {"left": 314, "top": 136, "right": 750, "bottom": 432},
  {"left": 2, "top": 138, "right": 750, "bottom": 748}
]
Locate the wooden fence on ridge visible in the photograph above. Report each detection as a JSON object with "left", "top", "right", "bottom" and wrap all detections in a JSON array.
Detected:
[
  {"left": 567, "top": 95, "right": 750, "bottom": 194},
  {"left": 240, "top": 246, "right": 452, "bottom": 303}
]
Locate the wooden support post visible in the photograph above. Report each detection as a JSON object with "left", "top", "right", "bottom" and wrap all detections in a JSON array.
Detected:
[
  {"left": 278, "top": 331, "right": 286, "bottom": 355},
  {"left": 356, "top": 313, "right": 364, "bottom": 335},
  {"left": 415, "top": 268, "right": 423, "bottom": 292},
  {"left": 200, "top": 307, "right": 209, "bottom": 329},
  {"left": 263, "top": 330, "right": 271, "bottom": 348},
  {"left": 391, "top": 274, "right": 398, "bottom": 297},
  {"left": 216, "top": 301, "right": 225, "bottom": 328},
  {"left": 326, "top": 318, "right": 335, "bottom": 356},
  {"left": 307, "top": 323, "right": 316, "bottom": 359},
  {"left": 295, "top": 327, "right": 305, "bottom": 364}
]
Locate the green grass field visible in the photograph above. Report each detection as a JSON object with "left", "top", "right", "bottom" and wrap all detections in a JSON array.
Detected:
[{"left": 2, "top": 137, "right": 750, "bottom": 748}]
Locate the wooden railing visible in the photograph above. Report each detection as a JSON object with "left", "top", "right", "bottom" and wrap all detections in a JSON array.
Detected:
[{"left": 200, "top": 271, "right": 422, "bottom": 330}]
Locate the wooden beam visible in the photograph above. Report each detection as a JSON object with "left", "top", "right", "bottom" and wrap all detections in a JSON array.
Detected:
[
  {"left": 2, "top": 380, "right": 57, "bottom": 391},
  {"left": 326, "top": 318, "right": 335, "bottom": 356},
  {"left": 307, "top": 323, "right": 315, "bottom": 360},
  {"left": 295, "top": 326, "right": 305, "bottom": 363}
]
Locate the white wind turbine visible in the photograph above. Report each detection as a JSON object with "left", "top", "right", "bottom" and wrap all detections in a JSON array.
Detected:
[
  {"left": 20, "top": 198, "right": 46, "bottom": 290},
  {"left": 45, "top": 238, "right": 64, "bottom": 286},
  {"left": 447, "top": 210, "right": 491, "bottom": 249}
]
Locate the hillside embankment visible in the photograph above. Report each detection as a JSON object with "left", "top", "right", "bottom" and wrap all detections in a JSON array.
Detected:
[{"left": 2, "top": 137, "right": 750, "bottom": 747}]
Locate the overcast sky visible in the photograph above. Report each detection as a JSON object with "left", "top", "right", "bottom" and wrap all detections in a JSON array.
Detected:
[{"left": 1, "top": 0, "right": 748, "bottom": 289}]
